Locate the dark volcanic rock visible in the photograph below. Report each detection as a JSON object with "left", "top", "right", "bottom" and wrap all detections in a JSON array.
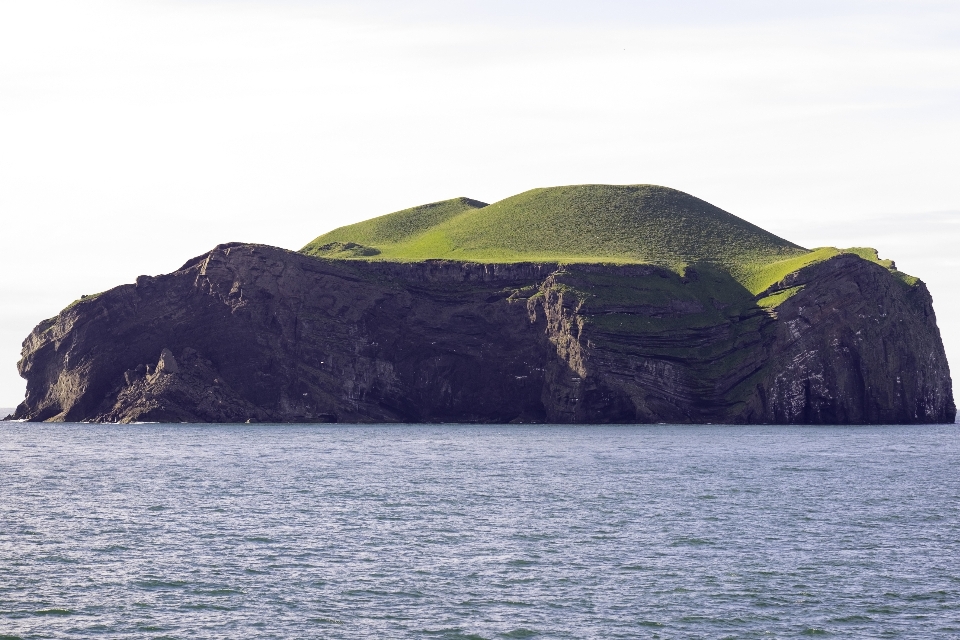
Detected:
[{"left": 12, "top": 244, "right": 955, "bottom": 424}]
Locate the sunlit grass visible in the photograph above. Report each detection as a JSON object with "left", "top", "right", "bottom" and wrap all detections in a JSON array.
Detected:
[{"left": 301, "top": 184, "right": 917, "bottom": 301}]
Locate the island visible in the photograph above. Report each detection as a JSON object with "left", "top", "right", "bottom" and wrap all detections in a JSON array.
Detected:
[{"left": 10, "top": 184, "right": 955, "bottom": 423}]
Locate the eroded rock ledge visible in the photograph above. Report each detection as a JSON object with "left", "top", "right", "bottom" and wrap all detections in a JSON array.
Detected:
[{"left": 10, "top": 243, "right": 955, "bottom": 424}]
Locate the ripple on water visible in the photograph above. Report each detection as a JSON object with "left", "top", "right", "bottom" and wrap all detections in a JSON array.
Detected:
[{"left": 1, "top": 422, "right": 959, "bottom": 639}]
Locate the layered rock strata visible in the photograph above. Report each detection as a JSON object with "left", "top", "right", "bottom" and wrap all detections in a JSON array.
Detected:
[{"left": 11, "top": 243, "right": 955, "bottom": 424}]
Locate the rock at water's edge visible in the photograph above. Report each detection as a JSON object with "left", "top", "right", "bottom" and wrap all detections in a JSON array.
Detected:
[{"left": 11, "top": 243, "right": 955, "bottom": 424}]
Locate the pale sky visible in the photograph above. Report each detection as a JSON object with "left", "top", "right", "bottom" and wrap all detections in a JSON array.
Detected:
[{"left": 1, "top": 0, "right": 958, "bottom": 407}]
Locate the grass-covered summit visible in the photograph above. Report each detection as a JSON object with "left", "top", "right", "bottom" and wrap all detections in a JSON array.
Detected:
[{"left": 302, "top": 184, "right": 911, "bottom": 294}]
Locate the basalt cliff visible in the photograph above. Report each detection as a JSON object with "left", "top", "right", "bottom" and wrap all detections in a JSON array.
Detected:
[{"left": 10, "top": 185, "right": 955, "bottom": 424}]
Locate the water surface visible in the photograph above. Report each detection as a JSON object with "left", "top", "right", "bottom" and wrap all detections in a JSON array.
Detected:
[{"left": 1, "top": 423, "right": 958, "bottom": 638}]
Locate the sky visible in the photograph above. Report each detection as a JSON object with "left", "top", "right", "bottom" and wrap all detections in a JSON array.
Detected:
[{"left": 1, "top": 0, "right": 959, "bottom": 407}]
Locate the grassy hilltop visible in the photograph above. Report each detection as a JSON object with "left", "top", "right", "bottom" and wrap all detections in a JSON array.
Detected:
[{"left": 301, "top": 184, "right": 913, "bottom": 296}]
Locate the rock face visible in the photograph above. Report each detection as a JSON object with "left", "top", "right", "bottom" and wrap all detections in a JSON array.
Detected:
[{"left": 11, "top": 243, "right": 955, "bottom": 424}]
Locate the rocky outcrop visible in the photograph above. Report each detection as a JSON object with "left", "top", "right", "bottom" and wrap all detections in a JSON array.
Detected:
[
  {"left": 756, "top": 255, "right": 954, "bottom": 423},
  {"left": 10, "top": 243, "right": 955, "bottom": 424}
]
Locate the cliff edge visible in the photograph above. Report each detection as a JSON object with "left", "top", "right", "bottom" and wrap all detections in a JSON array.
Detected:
[{"left": 11, "top": 241, "right": 954, "bottom": 424}]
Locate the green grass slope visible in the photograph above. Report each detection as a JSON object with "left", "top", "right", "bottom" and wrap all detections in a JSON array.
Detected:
[
  {"left": 746, "top": 246, "right": 920, "bottom": 313},
  {"left": 304, "top": 185, "right": 805, "bottom": 269},
  {"left": 301, "top": 184, "right": 915, "bottom": 298},
  {"left": 302, "top": 197, "right": 487, "bottom": 258}
]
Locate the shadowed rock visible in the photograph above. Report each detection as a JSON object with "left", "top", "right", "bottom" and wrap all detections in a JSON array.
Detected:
[{"left": 10, "top": 243, "right": 954, "bottom": 424}]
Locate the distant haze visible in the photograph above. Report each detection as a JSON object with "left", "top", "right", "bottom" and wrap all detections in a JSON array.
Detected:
[{"left": 1, "top": 0, "right": 959, "bottom": 406}]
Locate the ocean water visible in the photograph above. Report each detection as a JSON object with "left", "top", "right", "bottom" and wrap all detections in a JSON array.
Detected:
[{"left": 1, "top": 423, "right": 959, "bottom": 639}]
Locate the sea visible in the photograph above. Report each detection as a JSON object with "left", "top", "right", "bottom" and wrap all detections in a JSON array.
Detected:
[{"left": 1, "top": 421, "right": 959, "bottom": 639}]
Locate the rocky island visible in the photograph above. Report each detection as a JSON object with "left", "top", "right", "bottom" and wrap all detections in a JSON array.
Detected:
[{"left": 10, "top": 185, "right": 955, "bottom": 424}]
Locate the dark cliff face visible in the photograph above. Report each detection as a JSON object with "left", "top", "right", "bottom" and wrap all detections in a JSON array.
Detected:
[
  {"left": 757, "top": 255, "right": 954, "bottom": 423},
  {"left": 12, "top": 244, "right": 955, "bottom": 424}
]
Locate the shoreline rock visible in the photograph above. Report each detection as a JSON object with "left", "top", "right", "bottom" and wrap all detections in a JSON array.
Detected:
[{"left": 10, "top": 243, "right": 955, "bottom": 424}]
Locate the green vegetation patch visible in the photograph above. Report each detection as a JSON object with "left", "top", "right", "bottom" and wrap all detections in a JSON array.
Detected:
[
  {"left": 302, "top": 185, "right": 807, "bottom": 273},
  {"left": 302, "top": 197, "right": 486, "bottom": 257},
  {"left": 301, "top": 184, "right": 919, "bottom": 293},
  {"left": 552, "top": 264, "right": 759, "bottom": 340},
  {"left": 308, "top": 242, "right": 381, "bottom": 258},
  {"left": 741, "top": 248, "right": 840, "bottom": 295},
  {"left": 554, "top": 265, "right": 773, "bottom": 407},
  {"left": 62, "top": 290, "right": 107, "bottom": 312},
  {"left": 743, "top": 246, "right": 918, "bottom": 298},
  {"left": 757, "top": 286, "right": 804, "bottom": 309}
]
